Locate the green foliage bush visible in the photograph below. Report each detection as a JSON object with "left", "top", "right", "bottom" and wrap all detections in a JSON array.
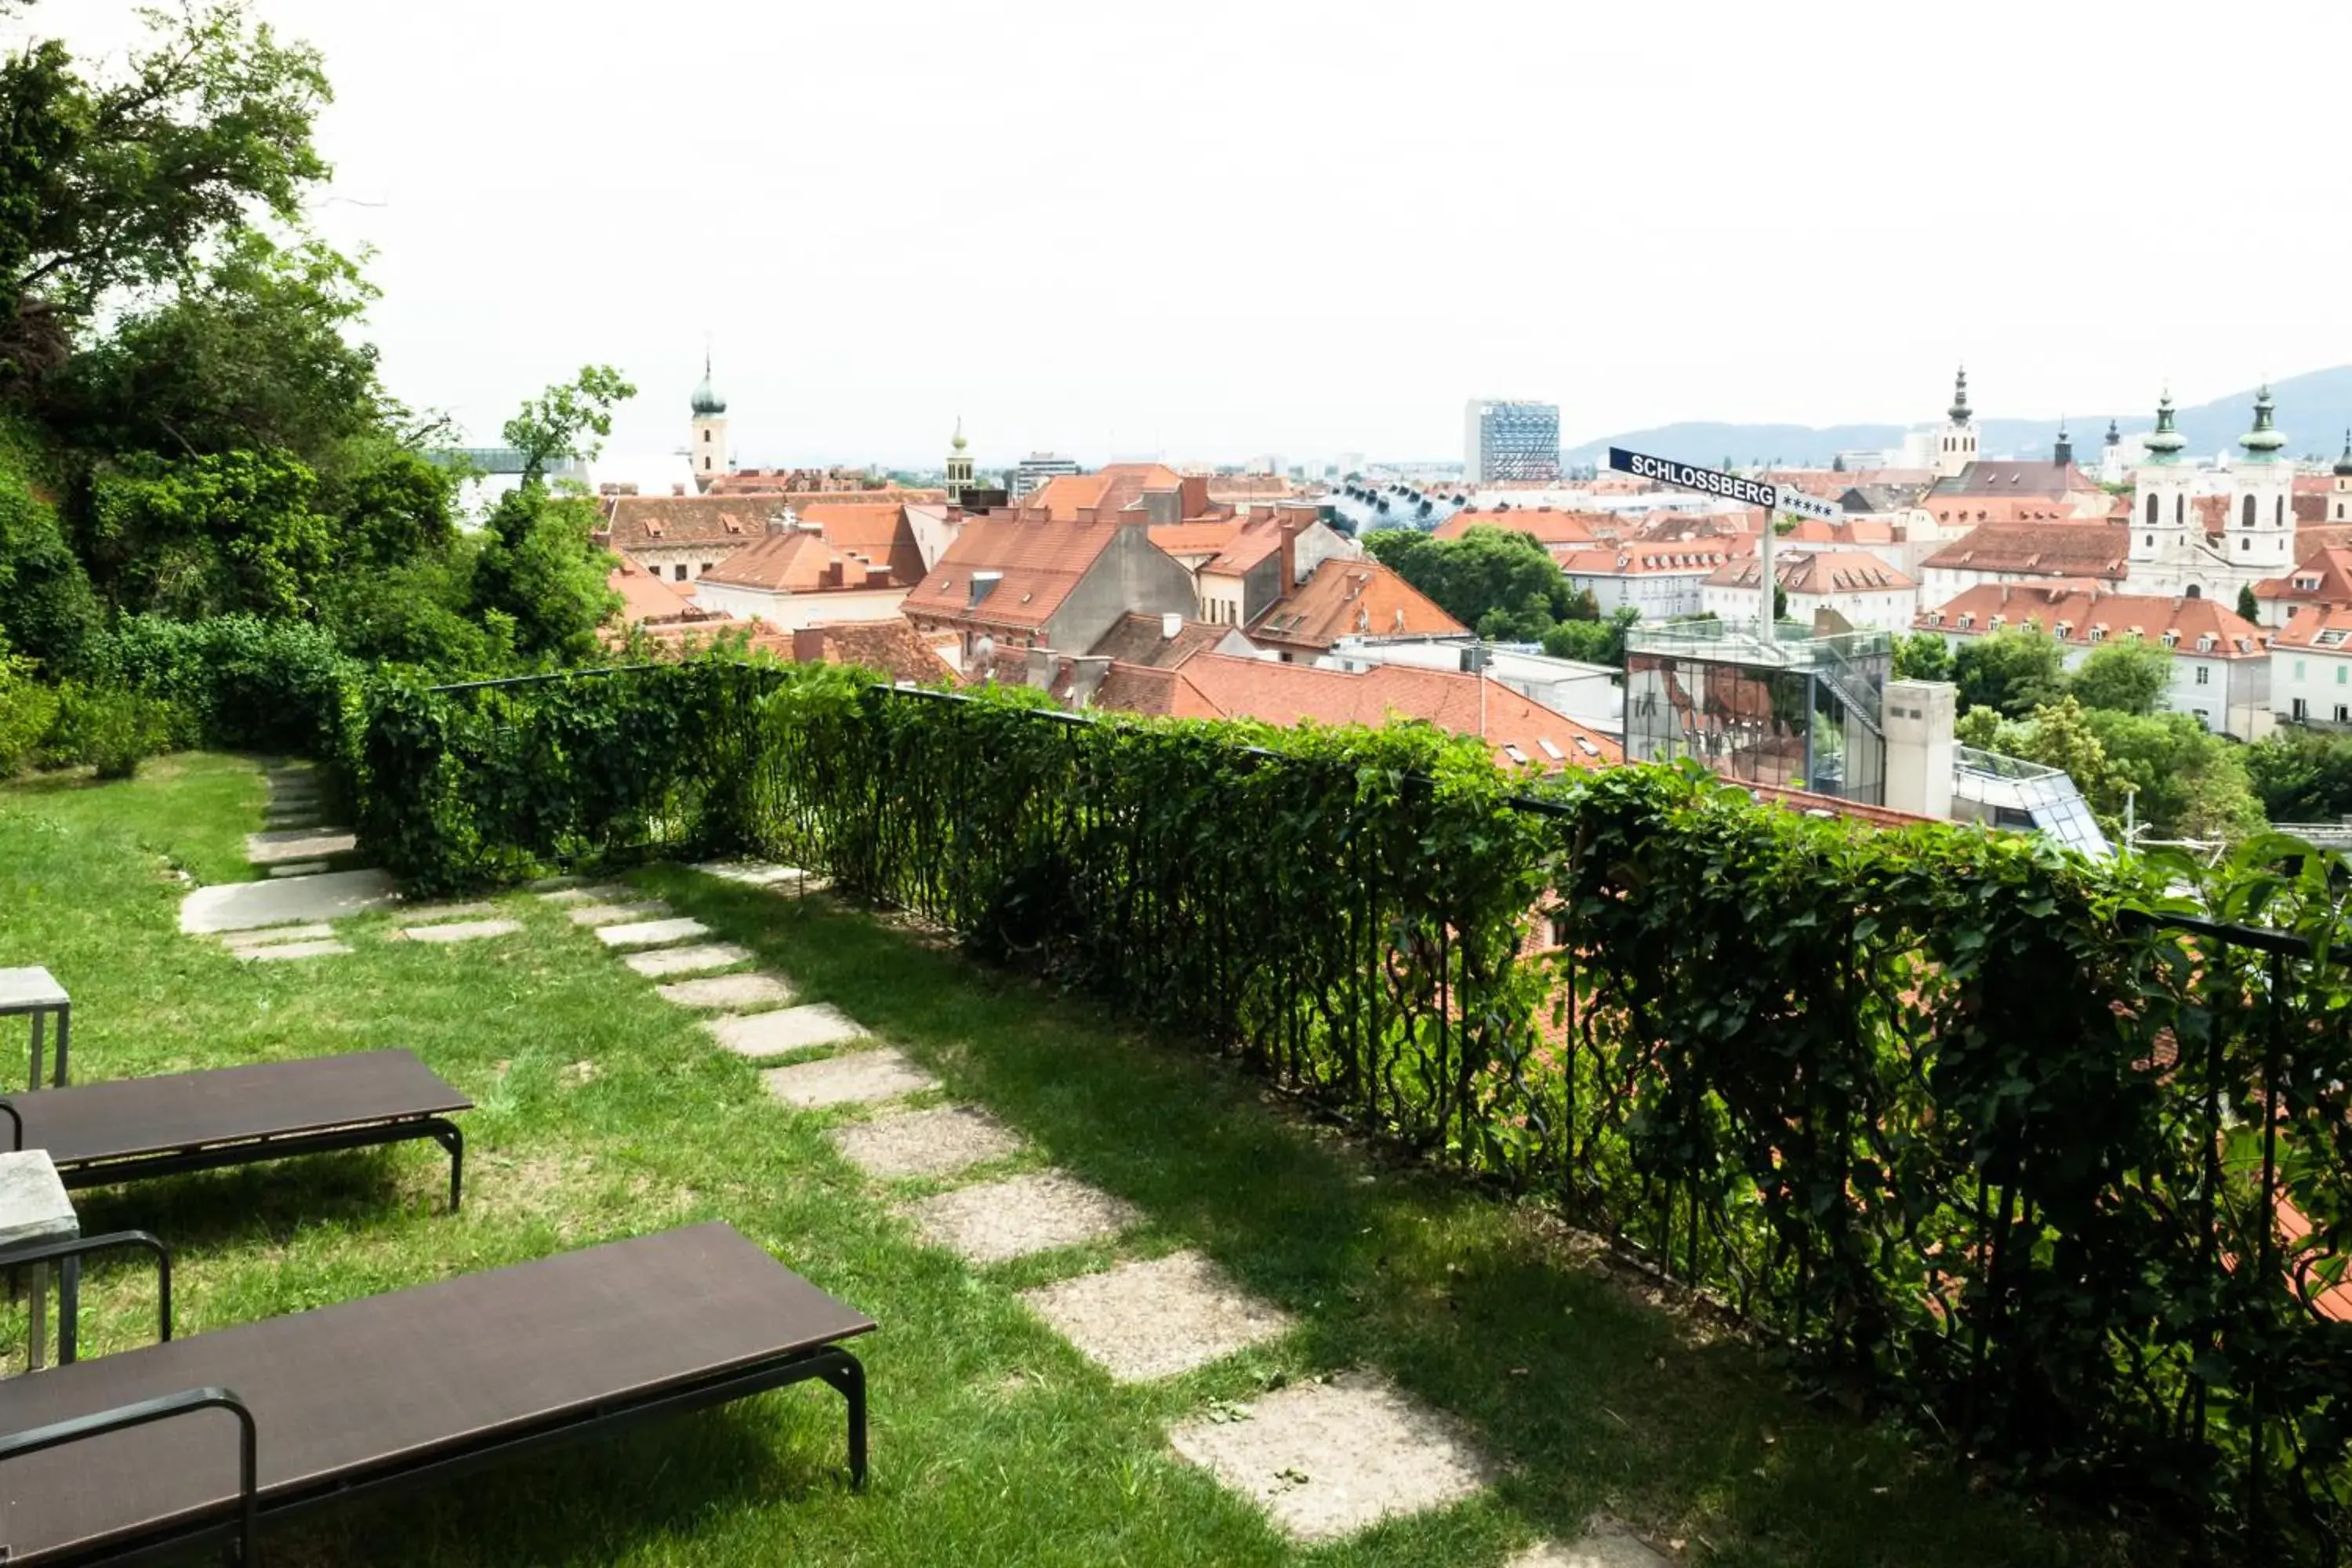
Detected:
[
  {"left": 45, "top": 680, "right": 177, "bottom": 778},
  {"left": 0, "top": 643, "right": 58, "bottom": 775},
  {"left": 85, "top": 613, "right": 354, "bottom": 753},
  {"left": 351, "top": 657, "right": 2352, "bottom": 1558}
]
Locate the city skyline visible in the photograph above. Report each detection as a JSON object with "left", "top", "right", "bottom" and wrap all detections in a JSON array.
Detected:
[{"left": 41, "top": 0, "right": 2352, "bottom": 466}]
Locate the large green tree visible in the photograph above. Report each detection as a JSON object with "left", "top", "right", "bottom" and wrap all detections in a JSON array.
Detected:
[
  {"left": 1366, "top": 525, "right": 1573, "bottom": 641},
  {"left": 81, "top": 446, "right": 332, "bottom": 619},
  {"left": 2245, "top": 728, "right": 2352, "bottom": 823},
  {"left": 2082, "top": 707, "right": 2266, "bottom": 844},
  {"left": 468, "top": 368, "right": 635, "bottom": 662},
  {"left": 0, "top": 2, "right": 328, "bottom": 336},
  {"left": 1952, "top": 627, "right": 2067, "bottom": 718},
  {"left": 50, "top": 230, "right": 388, "bottom": 461},
  {"left": 1891, "top": 631, "right": 1953, "bottom": 683},
  {"left": 2066, "top": 633, "right": 2171, "bottom": 716}
]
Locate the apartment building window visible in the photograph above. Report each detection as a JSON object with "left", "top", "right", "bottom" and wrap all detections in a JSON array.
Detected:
[
  {"left": 2194, "top": 666, "right": 2210, "bottom": 686},
  {"left": 2340, "top": 665, "right": 2348, "bottom": 686},
  {"left": 2296, "top": 659, "right": 2307, "bottom": 679},
  {"left": 2293, "top": 697, "right": 2310, "bottom": 720},
  {"left": 673, "top": 564, "right": 688, "bottom": 581},
  {"left": 2339, "top": 705, "right": 2351, "bottom": 724}
]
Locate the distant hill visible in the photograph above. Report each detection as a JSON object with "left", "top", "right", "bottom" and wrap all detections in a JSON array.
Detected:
[{"left": 1560, "top": 366, "right": 2352, "bottom": 470}]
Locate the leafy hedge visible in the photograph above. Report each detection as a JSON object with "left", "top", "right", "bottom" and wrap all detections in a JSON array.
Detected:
[
  {"left": 352, "top": 658, "right": 2352, "bottom": 1561},
  {"left": 84, "top": 613, "right": 354, "bottom": 754}
]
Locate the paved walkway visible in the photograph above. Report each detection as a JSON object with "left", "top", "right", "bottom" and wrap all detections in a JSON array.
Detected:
[{"left": 554, "top": 858, "right": 1667, "bottom": 1558}]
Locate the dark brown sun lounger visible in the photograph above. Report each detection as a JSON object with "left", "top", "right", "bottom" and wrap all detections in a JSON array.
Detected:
[
  {"left": 0, "top": 1223, "right": 873, "bottom": 1565},
  {"left": 0, "top": 1049, "right": 470, "bottom": 1211}
]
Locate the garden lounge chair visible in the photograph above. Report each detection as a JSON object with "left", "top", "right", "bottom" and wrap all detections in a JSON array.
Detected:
[
  {"left": 0, "top": 1050, "right": 470, "bottom": 1211},
  {"left": 0, "top": 1222, "right": 873, "bottom": 1563}
]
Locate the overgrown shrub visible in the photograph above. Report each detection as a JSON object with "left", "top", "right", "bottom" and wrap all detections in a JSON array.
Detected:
[
  {"left": 0, "top": 645, "right": 59, "bottom": 775},
  {"left": 46, "top": 680, "right": 178, "bottom": 778},
  {"left": 84, "top": 613, "right": 354, "bottom": 753},
  {"left": 350, "top": 659, "right": 2352, "bottom": 1560}
]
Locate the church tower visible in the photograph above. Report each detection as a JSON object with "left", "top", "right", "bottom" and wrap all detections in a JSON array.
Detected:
[
  {"left": 2052, "top": 418, "right": 2074, "bottom": 468},
  {"left": 1933, "top": 365, "right": 1978, "bottom": 480},
  {"left": 2131, "top": 390, "right": 2195, "bottom": 572},
  {"left": 946, "top": 416, "right": 975, "bottom": 504},
  {"left": 690, "top": 351, "right": 728, "bottom": 491},
  {"left": 2224, "top": 385, "right": 2294, "bottom": 573},
  {"left": 2332, "top": 432, "right": 2352, "bottom": 524},
  {"left": 2100, "top": 418, "right": 2126, "bottom": 485}
]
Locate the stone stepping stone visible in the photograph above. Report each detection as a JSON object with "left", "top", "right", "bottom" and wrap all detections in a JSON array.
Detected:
[
  {"left": 237, "top": 938, "right": 352, "bottom": 963},
  {"left": 537, "top": 883, "right": 630, "bottom": 906},
  {"left": 1021, "top": 1251, "right": 1292, "bottom": 1382},
  {"left": 393, "top": 900, "right": 496, "bottom": 924},
  {"left": 398, "top": 919, "right": 522, "bottom": 944},
  {"left": 263, "top": 811, "right": 321, "bottom": 829},
  {"left": 655, "top": 972, "right": 793, "bottom": 1010},
  {"left": 568, "top": 900, "right": 669, "bottom": 927},
  {"left": 267, "top": 862, "right": 328, "bottom": 879},
  {"left": 183, "top": 869, "right": 398, "bottom": 935},
  {"left": 759, "top": 1047, "right": 937, "bottom": 1109},
  {"left": 245, "top": 828, "right": 358, "bottom": 866},
  {"left": 830, "top": 1105, "right": 1022, "bottom": 1180},
  {"left": 1509, "top": 1529, "right": 1674, "bottom": 1568},
  {"left": 595, "top": 916, "right": 710, "bottom": 949},
  {"left": 525, "top": 874, "right": 584, "bottom": 891},
  {"left": 1167, "top": 1370, "right": 1490, "bottom": 1542},
  {"left": 706, "top": 1004, "right": 867, "bottom": 1059},
  {"left": 693, "top": 860, "right": 800, "bottom": 887},
  {"left": 622, "top": 942, "right": 752, "bottom": 978},
  {"left": 906, "top": 1171, "right": 1137, "bottom": 1265},
  {"left": 221, "top": 922, "right": 335, "bottom": 950}
]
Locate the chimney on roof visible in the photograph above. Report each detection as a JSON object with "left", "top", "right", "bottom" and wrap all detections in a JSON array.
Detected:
[
  {"left": 1279, "top": 521, "right": 1299, "bottom": 590},
  {"left": 1161, "top": 611, "right": 1183, "bottom": 640}
]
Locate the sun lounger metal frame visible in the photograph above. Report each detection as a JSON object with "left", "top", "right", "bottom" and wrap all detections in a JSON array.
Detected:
[
  {"left": 0, "top": 1050, "right": 470, "bottom": 1214},
  {"left": 0, "top": 1225, "right": 872, "bottom": 1566}
]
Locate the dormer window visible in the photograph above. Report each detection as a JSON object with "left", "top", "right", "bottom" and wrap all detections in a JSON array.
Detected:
[
  {"left": 1958, "top": 613, "right": 1975, "bottom": 630},
  {"left": 2161, "top": 631, "right": 2180, "bottom": 648},
  {"left": 2296, "top": 576, "right": 2321, "bottom": 591},
  {"left": 2088, "top": 626, "right": 2106, "bottom": 642},
  {"left": 2197, "top": 634, "right": 2215, "bottom": 652},
  {"left": 2054, "top": 622, "right": 2071, "bottom": 639}
]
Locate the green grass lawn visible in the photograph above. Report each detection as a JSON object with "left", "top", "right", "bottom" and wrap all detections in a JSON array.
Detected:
[{"left": 0, "top": 755, "right": 2153, "bottom": 1566}]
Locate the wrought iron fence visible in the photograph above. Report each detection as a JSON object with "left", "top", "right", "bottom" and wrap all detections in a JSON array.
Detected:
[{"left": 358, "top": 659, "right": 2352, "bottom": 1560}]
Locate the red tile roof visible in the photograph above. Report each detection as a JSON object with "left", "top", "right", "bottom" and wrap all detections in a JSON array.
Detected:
[
  {"left": 1926, "top": 497, "right": 2097, "bottom": 528},
  {"left": 780, "top": 619, "right": 958, "bottom": 684},
  {"left": 1018, "top": 463, "right": 1202, "bottom": 524},
  {"left": 700, "top": 530, "right": 905, "bottom": 593},
  {"left": 1705, "top": 550, "right": 1916, "bottom": 593},
  {"left": 793, "top": 502, "right": 927, "bottom": 586},
  {"left": 2269, "top": 604, "right": 2352, "bottom": 652},
  {"left": 1093, "top": 652, "right": 1619, "bottom": 772},
  {"left": 1248, "top": 560, "right": 1467, "bottom": 652},
  {"left": 902, "top": 516, "right": 1122, "bottom": 630},
  {"left": 1918, "top": 585, "right": 2265, "bottom": 656},
  {"left": 607, "top": 555, "right": 711, "bottom": 625},
  {"left": 605, "top": 494, "right": 796, "bottom": 550},
  {"left": 1929, "top": 460, "right": 2103, "bottom": 499},
  {"left": 1431, "top": 508, "right": 1608, "bottom": 545},
  {"left": 1087, "top": 612, "right": 1239, "bottom": 668},
  {"left": 1554, "top": 545, "right": 1737, "bottom": 576},
  {"left": 1148, "top": 521, "right": 1245, "bottom": 557},
  {"left": 1921, "top": 521, "right": 2130, "bottom": 582},
  {"left": 2252, "top": 546, "right": 2352, "bottom": 608}
]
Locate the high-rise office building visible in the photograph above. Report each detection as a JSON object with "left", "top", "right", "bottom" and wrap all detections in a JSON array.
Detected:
[
  {"left": 1010, "top": 452, "right": 1083, "bottom": 500},
  {"left": 1463, "top": 399, "right": 1560, "bottom": 484}
]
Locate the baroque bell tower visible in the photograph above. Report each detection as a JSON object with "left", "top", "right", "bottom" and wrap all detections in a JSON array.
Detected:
[{"left": 690, "top": 349, "right": 728, "bottom": 492}]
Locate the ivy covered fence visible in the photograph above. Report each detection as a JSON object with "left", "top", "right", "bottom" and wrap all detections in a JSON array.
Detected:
[{"left": 345, "top": 656, "right": 2352, "bottom": 1563}]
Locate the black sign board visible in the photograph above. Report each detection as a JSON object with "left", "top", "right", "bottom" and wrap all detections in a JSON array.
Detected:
[{"left": 1606, "top": 447, "right": 1782, "bottom": 510}]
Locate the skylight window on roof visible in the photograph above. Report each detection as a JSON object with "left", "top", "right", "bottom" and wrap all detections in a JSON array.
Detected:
[
  {"left": 1537, "top": 738, "right": 1565, "bottom": 760},
  {"left": 1574, "top": 737, "right": 1601, "bottom": 756},
  {"left": 1503, "top": 744, "right": 1529, "bottom": 764}
]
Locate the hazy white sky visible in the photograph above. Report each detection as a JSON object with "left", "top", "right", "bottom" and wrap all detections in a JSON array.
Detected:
[{"left": 39, "top": 0, "right": 2352, "bottom": 466}]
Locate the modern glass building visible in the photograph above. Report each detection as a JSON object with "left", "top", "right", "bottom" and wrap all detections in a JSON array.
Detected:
[
  {"left": 1462, "top": 399, "right": 1561, "bottom": 485},
  {"left": 1949, "top": 746, "right": 2112, "bottom": 859},
  {"left": 1624, "top": 622, "right": 1890, "bottom": 804}
]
